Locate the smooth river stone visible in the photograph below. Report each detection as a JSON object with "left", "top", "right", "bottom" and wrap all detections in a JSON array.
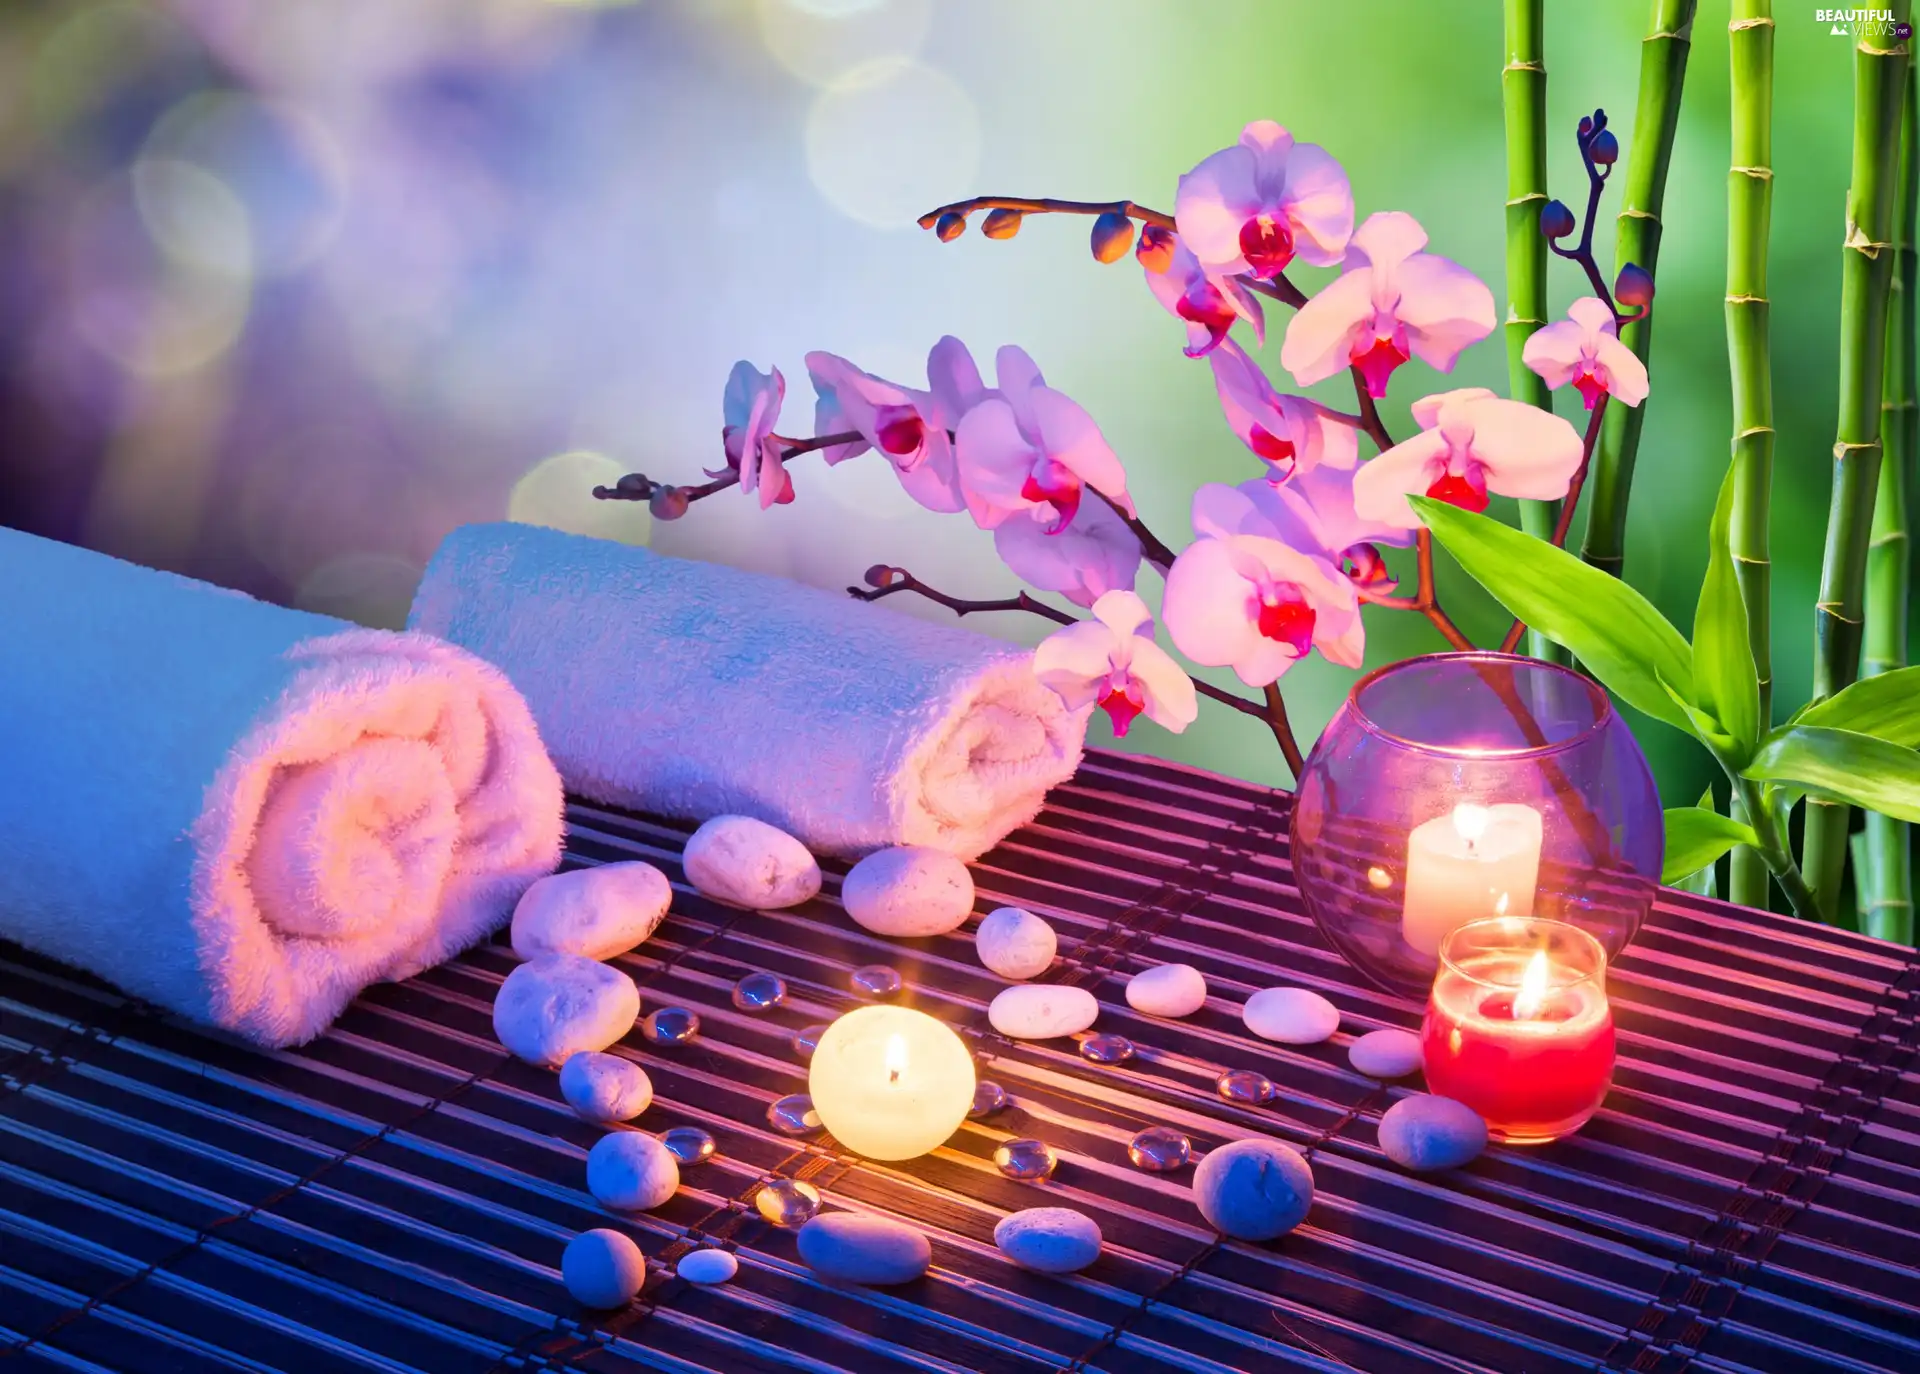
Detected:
[
  {"left": 562, "top": 1228, "right": 646, "bottom": 1308},
  {"left": 586, "top": 1132, "right": 681, "bottom": 1211},
  {"left": 795, "top": 1213, "right": 932, "bottom": 1285},
  {"left": 558, "top": 1051, "right": 654, "bottom": 1124},
  {"left": 842, "top": 846, "right": 975, "bottom": 938},
  {"left": 994, "top": 1207, "right": 1103, "bottom": 1274},
  {"left": 1349, "top": 1029, "right": 1423, "bottom": 1079},
  {"left": 511, "top": 862, "right": 671, "bottom": 962},
  {"left": 975, "top": 906, "right": 1057, "bottom": 979},
  {"left": 1125, "top": 964, "right": 1208, "bottom": 1018},
  {"left": 493, "top": 956, "right": 639, "bottom": 1067},
  {"left": 988, "top": 984, "right": 1099, "bottom": 1040},
  {"left": 1378, "top": 1095, "right": 1489, "bottom": 1172},
  {"left": 1192, "top": 1138, "right": 1315, "bottom": 1241},
  {"left": 682, "top": 815, "right": 822, "bottom": 910},
  {"left": 675, "top": 1248, "right": 738, "bottom": 1285},
  {"left": 1242, "top": 987, "right": 1340, "bottom": 1046}
]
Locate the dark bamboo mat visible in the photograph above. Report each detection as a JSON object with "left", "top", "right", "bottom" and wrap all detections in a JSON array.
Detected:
[{"left": 2, "top": 749, "right": 1918, "bottom": 1374}]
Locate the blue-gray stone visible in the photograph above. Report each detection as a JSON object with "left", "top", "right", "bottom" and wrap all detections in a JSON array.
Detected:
[
  {"left": 1191, "top": 1138, "right": 1314, "bottom": 1240},
  {"left": 1378, "top": 1094, "right": 1488, "bottom": 1172},
  {"left": 796, "top": 1213, "right": 931, "bottom": 1285},
  {"left": 994, "top": 1207, "right": 1102, "bottom": 1274}
]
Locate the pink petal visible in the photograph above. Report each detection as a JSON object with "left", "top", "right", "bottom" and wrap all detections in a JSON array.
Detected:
[
  {"left": 1594, "top": 332, "right": 1649, "bottom": 406},
  {"left": 1461, "top": 396, "right": 1586, "bottom": 499},
  {"left": 1567, "top": 296, "right": 1618, "bottom": 334},
  {"left": 924, "top": 335, "right": 985, "bottom": 425},
  {"left": 897, "top": 433, "right": 969, "bottom": 514},
  {"left": 1191, "top": 481, "right": 1275, "bottom": 541},
  {"left": 1291, "top": 396, "right": 1361, "bottom": 471},
  {"left": 1351, "top": 428, "right": 1450, "bottom": 528},
  {"left": 1394, "top": 252, "right": 1498, "bottom": 371},
  {"left": 1279, "top": 140, "right": 1357, "bottom": 266},
  {"left": 1275, "top": 465, "right": 1415, "bottom": 553},
  {"left": 1347, "top": 210, "right": 1428, "bottom": 274},
  {"left": 1313, "top": 595, "right": 1367, "bottom": 668},
  {"left": 1032, "top": 620, "right": 1122, "bottom": 709},
  {"left": 1279, "top": 265, "right": 1375, "bottom": 388},
  {"left": 1091, "top": 588, "right": 1154, "bottom": 639},
  {"left": 1028, "top": 386, "right": 1133, "bottom": 513},
  {"left": 995, "top": 499, "right": 1140, "bottom": 605},
  {"left": 1519, "top": 317, "right": 1589, "bottom": 390},
  {"left": 955, "top": 398, "right": 1039, "bottom": 529},
  {"left": 1130, "top": 638, "right": 1199, "bottom": 732},
  {"left": 1175, "top": 143, "right": 1261, "bottom": 273},
  {"left": 1411, "top": 387, "right": 1498, "bottom": 431},
  {"left": 1162, "top": 537, "right": 1263, "bottom": 670},
  {"left": 1238, "top": 119, "right": 1295, "bottom": 160}
]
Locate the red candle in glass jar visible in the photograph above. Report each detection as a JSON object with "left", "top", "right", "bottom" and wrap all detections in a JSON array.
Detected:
[{"left": 1421, "top": 917, "right": 1615, "bottom": 1144}]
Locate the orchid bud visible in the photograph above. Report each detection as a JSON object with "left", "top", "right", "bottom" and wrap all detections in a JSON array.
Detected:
[
  {"left": 864, "top": 563, "right": 901, "bottom": 589},
  {"left": 1135, "top": 223, "right": 1176, "bottom": 274},
  {"left": 982, "top": 208, "right": 1022, "bottom": 240},
  {"left": 1539, "top": 199, "right": 1576, "bottom": 240},
  {"left": 1614, "top": 262, "right": 1654, "bottom": 307},
  {"left": 1589, "top": 129, "right": 1619, "bottom": 166},
  {"left": 1577, "top": 114, "right": 1593, "bottom": 139},
  {"left": 616, "top": 472, "right": 651, "bottom": 496},
  {"left": 934, "top": 211, "right": 966, "bottom": 242},
  {"left": 650, "top": 486, "right": 690, "bottom": 521},
  {"left": 1090, "top": 212, "right": 1134, "bottom": 264}
]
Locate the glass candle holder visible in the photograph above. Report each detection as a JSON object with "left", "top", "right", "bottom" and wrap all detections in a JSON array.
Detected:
[
  {"left": 1421, "top": 917, "right": 1615, "bottom": 1143},
  {"left": 1290, "top": 652, "right": 1660, "bottom": 996}
]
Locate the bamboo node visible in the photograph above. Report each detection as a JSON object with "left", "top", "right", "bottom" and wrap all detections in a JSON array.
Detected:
[
  {"left": 1725, "top": 293, "right": 1769, "bottom": 305},
  {"left": 1732, "top": 554, "right": 1770, "bottom": 565},
  {"left": 1730, "top": 166, "right": 1773, "bottom": 180},
  {"left": 1620, "top": 208, "right": 1660, "bottom": 223},
  {"left": 1728, "top": 16, "right": 1774, "bottom": 30},
  {"left": 1505, "top": 308, "right": 1546, "bottom": 326},
  {"left": 1506, "top": 193, "right": 1548, "bottom": 208},
  {"left": 1859, "top": 36, "right": 1910, "bottom": 56},
  {"left": 1815, "top": 602, "right": 1864, "bottom": 625},
  {"left": 1734, "top": 425, "right": 1774, "bottom": 439},
  {"left": 1833, "top": 441, "right": 1880, "bottom": 459},
  {"left": 1502, "top": 60, "right": 1546, "bottom": 73},
  {"left": 1845, "top": 218, "right": 1893, "bottom": 257}
]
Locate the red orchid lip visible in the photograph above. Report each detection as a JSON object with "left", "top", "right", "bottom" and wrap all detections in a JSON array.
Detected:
[
  {"left": 1238, "top": 213, "right": 1295, "bottom": 278},
  {"left": 1098, "top": 679, "right": 1145, "bottom": 736},
  {"left": 1249, "top": 424, "right": 1297, "bottom": 479},
  {"left": 1253, "top": 589, "right": 1315, "bottom": 658},
  {"left": 1021, "top": 467, "right": 1083, "bottom": 534},
  {"left": 1425, "top": 468, "right": 1490, "bottom": 513}
]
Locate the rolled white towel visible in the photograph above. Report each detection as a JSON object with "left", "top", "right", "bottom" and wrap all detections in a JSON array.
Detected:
[
  {"left": 0, "top": 528, "right": 564, "bottom": 1046},
  {"left": 408, "top": 522, "right": 1088, "bottom": 859}
]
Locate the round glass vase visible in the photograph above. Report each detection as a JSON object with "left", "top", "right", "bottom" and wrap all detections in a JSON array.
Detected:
[{"left": 1289, "top": 652, "right": 1660, "bottom": 997}]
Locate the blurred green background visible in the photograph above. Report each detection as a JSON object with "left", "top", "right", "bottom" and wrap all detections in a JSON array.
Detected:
[{"left": 0, "top": 0, "right": 1886, "bottom": 813}]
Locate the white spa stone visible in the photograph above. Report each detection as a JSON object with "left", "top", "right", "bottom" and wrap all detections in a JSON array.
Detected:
[
  {"left": 683, "top": 815, "right": 822, "bottom": 910},
  {"left": 494, "top": 956, "right": 640, "bottom": 1067},
  {"left": 796, "top": 1213, "right": 931, "bottom": 1285},
  {"left": 1378, "top": 1095, "right": 1488, "bottom": 1172},
  {"left": 586, "top": 1131, "right": 681, "bottom": 1211},
  {"left": 562, "top": 1228, "right": 647, "bottom": 1308},
  {"left": 512, "top": 862, "right": 672, "bottom": 962},
  {"left": 1348, "top": 1029, "right": 1423, "bottom": 1079},
  {"left": 1192, "top": 1138, "right": 1314, "bottom": 1241},
  {"left": 559, "top": 1051, "right": 654, "bottom": 1124},
  {"left": 988, "top": 984, "right": 1099, "bottom": 1040},
  {"left": 993, "top": 1207, "right": 1102, "bottom": 1274},
  {"left": 975, "top": 906, "right": 1057, "bottom": 979},
  {"left": 675, "top": 1248, "right": 738, "bottom": 1285},
  {"left": 1125, "top": 964, "right": 1208, "bottom": 1018},
  {"left": 1242, "top": 987, "right": 1340, "bottom": 1045},
  {"left": 842, "top": 847, "right": 975, "bottom": 938}
]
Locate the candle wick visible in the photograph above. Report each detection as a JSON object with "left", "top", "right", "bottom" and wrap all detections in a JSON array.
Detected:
[{"left": 889, "top": 1068, "right": 900, "bottom": 1085}]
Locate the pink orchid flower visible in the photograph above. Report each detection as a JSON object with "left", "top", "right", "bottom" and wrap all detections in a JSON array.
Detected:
[
  {"left": 995, "top": 495, "right": 1142, "bottom": 608},
  {"left": 1174, "top": 121, "right": 1354, "bottom": 280},
  {"left": 1032, "top": 590, "right": 1197, "bottom": 737},
  {"left": 1351, "top": 387, "right": 1585, "bottom": 528},
  {"left": 1209, "top": 338, "right": 1357, "bottom": 481},
  {"left": 955, "top": 346, "right": 1135, "bottom": 533},
  {"left": 1193, "top": 466, "right": 1412, "bottom": 597},
  {"left": 715, "top": 361, "right": 793, "bottom": 508},
  {"left": 1144, "top": 235, "right": 1266, "bottom": 358},
  {"left": 804, "top": 338, "right": 978, "bottom": 513},
  {"left": 1522, "top": 296, "right": 1649, "bottom": 409},
  {"left": 1162, "top": 532, "right": 1364, "bottom": 687},
  {"left": 1280, "top": 211, "right": 1497, "bottom": 399}
]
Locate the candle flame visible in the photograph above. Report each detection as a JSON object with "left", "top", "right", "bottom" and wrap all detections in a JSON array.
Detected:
[
  {"left": 1512, "top": 950, "right": 1550, "bottom": 1020},
  {"left": 1494, "top": 891, "right": 1510, "bottom": 916},
  {"left": 1453, "top": 803, "right": 1490, "bottom": 848},
  {"left": 884, "top": 1033, "right": 908, "bottom": 1085}
]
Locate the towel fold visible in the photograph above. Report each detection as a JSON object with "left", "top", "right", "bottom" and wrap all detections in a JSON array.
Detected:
[
  {"left": 408, "top": 523, "right": 1088, "bottom": 859},
  {"left": 0, "top": 528, "right": 564, "bottom": 1046}
]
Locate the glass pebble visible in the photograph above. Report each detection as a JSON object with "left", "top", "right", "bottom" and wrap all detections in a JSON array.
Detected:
[
  {"left": 1127, "top": 1126, "right": 1192, "bottom": 1173},
  {"left": 1080, "top": 1034, "right": 1135, "bottom": 1065},
  {"left": 732, "top": 972, "right": 788, "bottom": 1012},
  {"left": 641, "top": 1007, "right": 700, "bottom": 1045},
  {"left": 754, "top": 1178, "right": 822, "bottom": 1227},
  {"left": 791, "top": 1024, "right": 828, "bottom": 1060},
  {"left": 1216, "top": 1069, "right": 1276, "bottom": 1105},
  {"left": 767, "top": 1093, "right": 821, "bottom": 1135},
  {"left": 661, "top": 1126, "right": 716, "bottom": 1165},
  {"left": 969, "top": 1080, "right": 1008, "bottom": 1118},
  {"left": 850, "top": 964, "right": 903, "bottom": 998},
  {"left": 993, "top": 1137, "right": 1057, "bottom": 1181}
]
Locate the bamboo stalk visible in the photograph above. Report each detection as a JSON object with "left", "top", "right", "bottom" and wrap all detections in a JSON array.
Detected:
[
  {"left": 1726, "top": 1, "right": 1775, "bottom": 909},
  {"left": 1861, "top": 61, "right": 1917, "bottom": 944},
  {"left": 1502, "top": 0, "right": 1565, "bottom": 663},
  {"left": 1805, "top": 3, "right": 1912, "bottom": 924},
  {"left": 1579, "top": 0, "right": 1697, "bottom": 578}
]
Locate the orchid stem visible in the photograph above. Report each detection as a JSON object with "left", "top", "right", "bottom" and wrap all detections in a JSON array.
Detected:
[
  {"left": 917, "top": 196, "right": 1174, "bottom": 232},
  {"left": 1498, "top": 395, "right": 1610, "bottom": 654},
  {"left": 1093, "top": 488, "right": 1179, "bottom": 570},
  {"left": 594, "top": 431, "right": 862, "bottom": 507},
  {"left": 1263, "top": 683, "right": 1306, "bottom": 778}
]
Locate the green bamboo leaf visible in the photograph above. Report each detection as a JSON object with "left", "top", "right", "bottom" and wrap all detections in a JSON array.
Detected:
[
  {"left": 1658, "top": 669, "right": 1740, "bottom": 760},
  {"left": 1663, "top": 805, "right": 1757, "bottom": 886},
  {"left": 1795, "top": 665, "right": 1920, "bottom": 746},
  {"left": 1693, "top": 464, "right": 1762, "bottom": 756},
  {"left": 1745, "top": 725, "right": 1920, "bottom": 823},
  {"left": 1674, "top": 785, "right": 1724, "bottom": 896},
  {"left": 1412, "top": 496, "right": 1696, "bottom": 734}
]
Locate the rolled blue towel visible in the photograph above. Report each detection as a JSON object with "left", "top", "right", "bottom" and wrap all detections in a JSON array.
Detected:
[
  {"left": 408, "top": 523, "right": 1089, "bottom": 859},
  {"left": 0, "top": 528, "right": 564, "bottom": 1046}
]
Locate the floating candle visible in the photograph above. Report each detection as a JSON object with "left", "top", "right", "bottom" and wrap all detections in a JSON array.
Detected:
[
  {"left": 807, "top": 1005, "right": 975, "bottom": 1160},
  {"left": 1402, "top": 802, "right": 1543, "bottom": 958}
]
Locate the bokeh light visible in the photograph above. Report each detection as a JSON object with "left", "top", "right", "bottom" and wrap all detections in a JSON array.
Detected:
[
  {"left": 758, "top": 0, "right": 931, "bottom": 86},
  {"left": 805, "top": 57, "right": 979, "bottom": 228},
  {"left": 508, "top": 450, "right": 653, "bottom": 545}
]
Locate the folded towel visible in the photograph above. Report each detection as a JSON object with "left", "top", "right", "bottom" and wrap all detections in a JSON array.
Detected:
[
  {"left": 0, "top": 528, "right": 564, "bottom": 1046},
  {"left": 408, "top": 523, "right": 1088, "bottom": 859}
]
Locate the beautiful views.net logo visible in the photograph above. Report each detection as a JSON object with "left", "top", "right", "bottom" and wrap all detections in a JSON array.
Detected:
[{"left": 1814, "top": 7, "right": 1914, "bottom": 37}]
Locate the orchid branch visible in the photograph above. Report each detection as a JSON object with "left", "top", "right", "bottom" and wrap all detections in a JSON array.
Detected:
[
  {"left": 1092, "top": 488, "right": 1179, "bottom": 570},
  {"left": 594, "top": 431, "right": 863, "bottom": 515},
  {"left": 917, "top": 197, "right": 1175, "bottom": 234},
  {"left": 1497, "top": 395, "right": 1610, "bottom": 654}
]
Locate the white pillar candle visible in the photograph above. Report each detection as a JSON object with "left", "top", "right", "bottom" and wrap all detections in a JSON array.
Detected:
[
  {"left": 1402, "top": 803, "right": 1543, "bottom": 957},
  {"left": 808, "top": 1005, "right": 975, "bottom": 1160}
]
